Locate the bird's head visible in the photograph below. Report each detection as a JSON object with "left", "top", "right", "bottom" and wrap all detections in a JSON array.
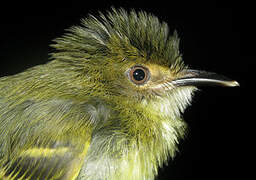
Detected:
[{"left": 51, "top": 8, "right": 238, "bottom": 116}]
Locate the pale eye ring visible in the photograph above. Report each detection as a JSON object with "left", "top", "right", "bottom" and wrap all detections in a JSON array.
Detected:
[{"left": 128, "top": 65, "right": 150, "bottom": 85}]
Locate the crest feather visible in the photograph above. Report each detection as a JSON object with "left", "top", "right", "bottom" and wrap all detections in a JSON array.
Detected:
[{"left": 51, "top": 8, "right": 181, "bottom": 66}]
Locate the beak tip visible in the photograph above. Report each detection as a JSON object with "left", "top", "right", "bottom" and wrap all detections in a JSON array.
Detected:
[{"left": 226, "top": 80, "right": 240, "bottom": 87}]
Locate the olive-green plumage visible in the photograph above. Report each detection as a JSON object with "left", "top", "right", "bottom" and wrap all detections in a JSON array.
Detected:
[{"left": 0, "top": 8, "right": 238, "bottom": 180}]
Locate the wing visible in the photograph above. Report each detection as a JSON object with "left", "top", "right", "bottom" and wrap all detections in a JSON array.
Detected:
[
  {"left": 0, "top": 97, "right": 94, "bottom": 180},
  {"left": 1, "top": 141, "right": 90, "bottom": 180}
]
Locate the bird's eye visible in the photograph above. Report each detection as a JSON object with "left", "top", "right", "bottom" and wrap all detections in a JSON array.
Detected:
[{"left": 128, "top": 65, "right": 150, "bottom": 85}]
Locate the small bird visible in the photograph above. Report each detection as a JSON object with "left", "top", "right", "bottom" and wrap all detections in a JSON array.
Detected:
[{"left": 0, "top": 8, "right": 239, "bottom": 180}]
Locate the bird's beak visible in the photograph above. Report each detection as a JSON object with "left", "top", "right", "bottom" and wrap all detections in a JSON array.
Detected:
[{"left": 172, "top": 69, "right": 239, "bottom": 87}]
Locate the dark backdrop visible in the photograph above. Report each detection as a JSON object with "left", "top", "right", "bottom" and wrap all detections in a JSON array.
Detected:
[{"left": 0, "top": 1, "right": 251, "bottom": 179}]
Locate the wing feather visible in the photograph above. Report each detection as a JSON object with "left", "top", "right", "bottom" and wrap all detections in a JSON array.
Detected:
[
  {"left": 0, "top": 98, "right": 93, "bottom": 180},
  {"left": 1, "top": 141, "right": 90, "bottom": 180}
]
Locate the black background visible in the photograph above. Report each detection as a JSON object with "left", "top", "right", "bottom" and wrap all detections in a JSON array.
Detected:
[{"left": 0, "top": 1, "right": 251, "bottom": 179}]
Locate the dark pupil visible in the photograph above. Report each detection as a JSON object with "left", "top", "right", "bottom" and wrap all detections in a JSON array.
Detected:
[{"left": 133, "top": 69, "right": 145, "bottom": 81}]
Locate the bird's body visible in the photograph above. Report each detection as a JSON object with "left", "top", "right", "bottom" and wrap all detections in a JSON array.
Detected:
[{"left": 0, "top": 8, "right": 238, "bottom": 180}]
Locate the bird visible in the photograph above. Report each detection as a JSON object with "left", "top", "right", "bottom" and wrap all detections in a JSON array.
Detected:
[{"left": 0, "top": 8, "right": 239, "bottom": 180}]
